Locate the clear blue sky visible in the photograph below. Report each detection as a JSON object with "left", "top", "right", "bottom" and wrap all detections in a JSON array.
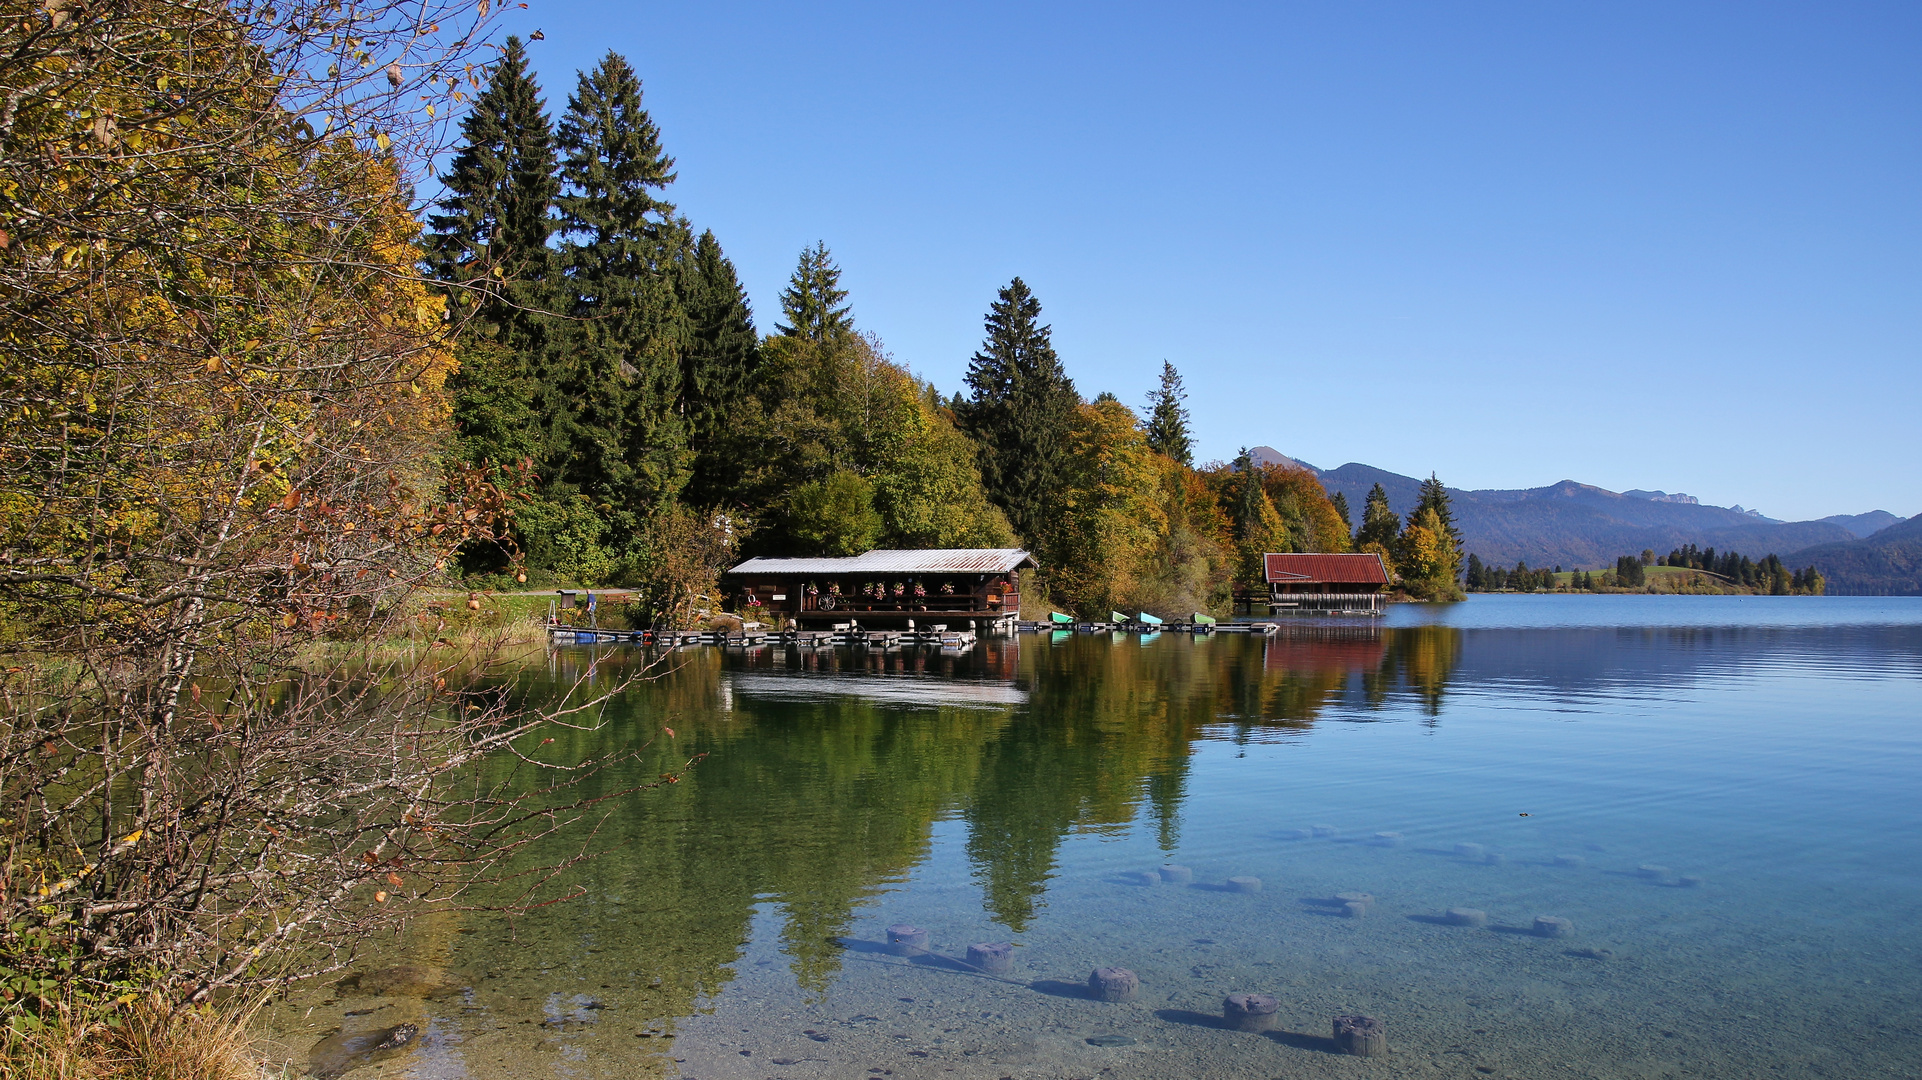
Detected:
[{"left": 495, "top": 1, "right": 1919, "bottom": 522}]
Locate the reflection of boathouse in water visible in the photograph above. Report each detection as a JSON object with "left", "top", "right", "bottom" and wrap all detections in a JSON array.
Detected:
[{"left": 723, "top": 549, "right": 1036, "bottom": 630}]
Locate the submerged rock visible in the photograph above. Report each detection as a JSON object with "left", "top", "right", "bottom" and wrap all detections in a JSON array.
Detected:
[
  {"left": 337, "top": 963, "right": 465, "bottom": 999},
  {"left": 307, "top": 1022, "right": 418, "bottom": 1079}
]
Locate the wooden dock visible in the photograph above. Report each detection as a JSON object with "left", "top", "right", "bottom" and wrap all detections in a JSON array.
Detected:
[
  {"left": 1015, "top": 620, "right": 1279, "bottom": 636},
  {"left": 546, "top": 625, "right": 980, "bottom": 650}
]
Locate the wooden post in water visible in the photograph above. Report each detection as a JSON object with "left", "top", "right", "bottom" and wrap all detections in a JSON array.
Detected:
[{"left": 1333, "top": 1014, "right": 1387, "bottom": 1056}]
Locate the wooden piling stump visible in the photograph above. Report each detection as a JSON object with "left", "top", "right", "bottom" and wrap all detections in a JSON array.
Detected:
[
  {"left": 1533, "top": 915, "right": 1574, "bottom": 938},
  {"left": 1088, "top": 967, "right": 1139, "bottom": 1002},
  {"left": 1159, "top": 865, "right": 1194, "bottom": 884},
  {"left": 965, "top": 942, "right": 1014, "bottom": 975},
  {"left": 1332, "top": 1014, "right": 1387, "bottom": 1057},
  {"left": 885, "top": 924, "right": 928, "bottom": 956},
  {"left": 1444, "top": 907, "right": 1487, "bottom": 927},
  {"left": 1226, "top": 876, "right": 1262, "bottom": 893},
  {"left": 1223, "top": 993, "right": 1279, "bottom": 1032}
]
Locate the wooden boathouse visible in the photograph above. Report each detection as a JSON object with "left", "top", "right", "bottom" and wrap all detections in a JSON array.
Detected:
[
  {"left": 724, "top": 549, "right": 1036, "bottom": 630},
  {"left": 1260, "top": 552, "right": 1393, "bottom": 614}
]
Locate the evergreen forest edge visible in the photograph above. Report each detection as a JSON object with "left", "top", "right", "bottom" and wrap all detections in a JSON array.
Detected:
[{"left": 431, "top": 39, "right": 1473, "bottom": 620}]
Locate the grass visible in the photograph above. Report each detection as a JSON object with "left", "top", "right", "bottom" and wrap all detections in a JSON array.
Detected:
[
  {"left": 1, "top": 998, "right": 266, "bottom": 1080},
  {"left": 1520, "top": 564, "right": 1748, "bottom": 593}
]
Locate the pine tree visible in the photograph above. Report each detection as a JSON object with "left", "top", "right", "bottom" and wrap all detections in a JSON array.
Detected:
[
  {"left": 1144, "top": 361, "right": 1193, "bottom": 465},
  {"left": 427, "top": 34, "right": 560, "bottom": 515},
  {"left": 777, "top": 242, "right": 853, "bottom": 344},
  {"left": 1330, "top": 490, "right": 1352, "bottom": 532},
  {"left": 1413, "top": 473, "right": 1463, "bottom": 554},
  {"left": 1466, "top": 552, "right": 1485, "bottom": 590},
  {"left": 959, "top": 278, "right": 1079, "bottom": 545},
  {"left": 680, "top": 230, "right": 761, "bottom": 506},
  {"left": 1231, "top": 449, "right": 1267, "bottom": 542},
  {"left": 549, "top": 50, "right": 691, "bottom": 520},
  {"left": 426, "top": 35, "right": 558, "bottom": 340},
  {"left": 1357, "top": 483, "right": 1400, "bottom": 550}
]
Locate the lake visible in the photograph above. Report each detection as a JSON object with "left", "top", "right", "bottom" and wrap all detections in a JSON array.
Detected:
[{"left": 264, "top": 595, "right": 1922, "bottom": 1079}]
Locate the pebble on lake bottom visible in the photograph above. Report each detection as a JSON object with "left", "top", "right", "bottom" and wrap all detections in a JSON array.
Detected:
[
  {"left": 1226, "top": 876, "right": 1262, "bottom": 893},
  {"left": 1089, "top": 967, "right": 1139, "bottom": 1002},
  {"left": 1086, "top": 1034, "right": 1135, "bottom": 1047},
  {"left": 1553, "top": 854, "right": 1587, "bottom": 868},
  {"left": 1223, "top": 992, "right": 1279, "bottom": 1032},
  {"left": 1311, "top": 824, "right": 1339, "bottom": 837},
  {"left": 966, "top": 942, "right": 1014, "bottom": 975},
  {"left": 1637, "top": 864, "right": 1671, "bottom": 881},
  {"left": 885, "top": 924, "right": 929, "bottom": 955},
  {"left": 1371, "top": 831, "right": 1405, "bottom": 847},
  {"left": 1159, "top": 865, "right": 1194, "bottom": 884},
  {"left": 1534, "top": 915, "right": 1574, "bottom": 938},
  {"left": 1332, "top": 1013, "right": 1388, "bottom": 1057},
  {"left": 1445, "top": 907, "right": 1488, "bottom": 927},
  {"left": 1454, "top": 842, "right": 1485, "bottom": 859}
]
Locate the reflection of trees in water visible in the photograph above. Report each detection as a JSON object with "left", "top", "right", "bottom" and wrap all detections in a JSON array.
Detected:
[
  {"left": 1368, "top": 625, "right": 1463, "bottom": 718},
  {"left": 450, "top": 629, "right": 1463, "bottom": 1028}
]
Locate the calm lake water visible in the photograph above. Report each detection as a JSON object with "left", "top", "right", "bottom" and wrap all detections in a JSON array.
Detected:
[{"left": 266, "top": 595, "right": 1922, "bottom": 1080}]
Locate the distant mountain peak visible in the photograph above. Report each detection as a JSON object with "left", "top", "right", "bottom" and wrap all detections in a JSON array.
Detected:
[
  {"left": 1624, "top": 489, "right": 1700, "bottom": 505},
  {"left": 1246, "top": 446, "right": 1310, "bottom": 471},
  {"left": 1819, "top": 510, "right": 1902, "bottom": 539}
]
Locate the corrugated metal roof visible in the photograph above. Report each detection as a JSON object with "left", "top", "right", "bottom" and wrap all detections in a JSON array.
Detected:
[
  {"left": 728, "top": 548, "right": 1036, "bottom": 576},
  {"left": 1264, "top": 552, "right": 1391, "bottom": 585}
]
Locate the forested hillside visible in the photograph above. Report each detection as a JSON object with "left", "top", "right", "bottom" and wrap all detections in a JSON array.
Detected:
[{"left": 1788, "top": 514, "right": 1922, "bottom": 595}]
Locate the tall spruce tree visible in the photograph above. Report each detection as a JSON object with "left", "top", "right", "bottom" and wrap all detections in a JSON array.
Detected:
[
  {"left": 960, "top": 278, "right": 1079, "bottom": 546},
  {"left": 1413, "top": 473, "right": 1463, "bottom": 555},
  {"left": 1144, "top": 361, "right": 1193, "bottom": 465},
  {"left": 426, "top": 36, "right": 558, "bottom": 341},
  {"left": 679, "top": 230, "right": 761, "bottom": 506},
  {"left": 552, "top": 50, "right": 690, "bottom": 518},
  {"left": 1357, "top": 482, "right": 1400, "bottom": 550},
  {"left": 428, "top": 32, "right": 560, "bottom": 528},
  {"left": 1330, "top": 490, "right": 1352, "bottom": 532},
  {"left": 1231, "top": 449, "right": 1267, "bottom": 542},
  {"left": 776, "top": 242, "right": 853, "bottom": 344}
]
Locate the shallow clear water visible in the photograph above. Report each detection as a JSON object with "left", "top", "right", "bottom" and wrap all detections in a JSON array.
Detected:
[{"left": 264, "top": 596, "right": 1922, "bottom": 1080}]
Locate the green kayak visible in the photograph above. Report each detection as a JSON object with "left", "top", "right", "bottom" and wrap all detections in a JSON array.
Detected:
[
  {"left": 1111, "top": 611, "right": 1129, "bottom": 624},
  {"left": 1193, "top": 612, "right": 1217, "bottom": 625},
  {"left": 1049, "top": 611, "right": 1075, "bottom": 625}
]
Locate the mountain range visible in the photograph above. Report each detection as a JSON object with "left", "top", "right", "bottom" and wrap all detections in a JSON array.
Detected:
[{"left": 1246, "top": 448, "right": 1921, "bottom": 595}]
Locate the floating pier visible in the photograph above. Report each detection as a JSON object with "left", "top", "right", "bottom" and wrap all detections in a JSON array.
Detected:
[
  {"left": 1015, "top": 620, "right": 1279, "bottom": 635},
  {"left": 547, "top": 624, "right": 980, "bottom": 650}
]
